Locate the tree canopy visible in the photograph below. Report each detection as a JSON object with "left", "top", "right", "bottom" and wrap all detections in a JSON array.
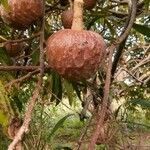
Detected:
[{"left": 0, "top": 0, "right": 150, "bottom": 149}]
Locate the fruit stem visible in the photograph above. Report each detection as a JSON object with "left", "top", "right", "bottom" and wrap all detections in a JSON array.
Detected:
[
  {"left": 69, "top": 0, "right": 73, "bottom": 10},
  {"left": 71, "top": 0, "right": 84, "bottom": 30}
]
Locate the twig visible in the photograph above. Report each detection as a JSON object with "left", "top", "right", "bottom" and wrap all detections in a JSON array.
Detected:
[
  {"left": 143, "top": 45, "right": 150, "bottom": 57},
  {"left": 39, "top": 4, "right": 45, "bottom": 83},
  {"left": 1, "top": 33, "right": 40, "bottom": 45},
  {"left": 115, "top": 1, "right": 137, "bottom": 44},
  {"left": 0, "top": 65, "right": 50, "bottom": 71},
  {"left": 8, "top": 82, "right": 41, "bottom": 150},
  {"left": 8, "top": 1, "right": 46, "bottom": 149},
  {"left": 50, "top": 91, "right": 79, "bottom": 113},
  {"left": 131, "top": 145, "right": 150, "bottom": 148},
  {"left": 77, "top": 115, "right": 94, "bottom": 150},
  {"left": 138, "top": 71, "right": 150, "bottom": 80},
  {"left": 131, "top": 54, "right": 150, "bottom": 72},
  {"left": 0, "top": 66, "right": 40, "bottom": 71},
  {"left": 5, "top": 70, "right": 39, "bottom": 89},
  {"left": 0, "top": 35, "right": 7, "bottom": 41},
  {"left": 111, "top": 0, "right": 132, "bottom": 78},
  {"left": 111, "top": 0, "right": 128, "bottom": 4},
  {"left": 16, "top": 46, "right": 39, "bottom": 61},
  {"left": 122, "top": 68, "right": 143, "bottom": 83},
  {"left": 111, "top": 39, "right": 127, "bottom": 78},
  {"left": 88, "top": 45, "right": 115, "bottom": 150},
  {"left": 144, "top": 76, "right": 150, "bottom": 84},
  {"left": 88, "top": 0, "right": 137, "bottom": 149}
]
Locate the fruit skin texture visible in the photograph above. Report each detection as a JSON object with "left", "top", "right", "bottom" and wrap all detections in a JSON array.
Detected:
[
  {"left": 46, "top": 29, "right": 106, "bottom": 81},
  {"left": 61, "top": 9, "right": 73, "bottom": 29},
  {"left": 5, "top": 42, "right": 24, "bottom": 57},
  {"left": 0, "top": 0, "right": 43, "bottom": 29}
]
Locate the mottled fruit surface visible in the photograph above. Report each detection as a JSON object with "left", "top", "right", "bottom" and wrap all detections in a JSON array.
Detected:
[
  {"left": 0, "top": 0, "right": 43, "bottom": 29},
  {"left": 61, "top": 9, "right": 73, "bottom": 29},
  {"left": 5, "top": 42, "right": 24, "bottom": 57},
  {"left": 47, "top": 29, "right": 106, "bottom": 81}
]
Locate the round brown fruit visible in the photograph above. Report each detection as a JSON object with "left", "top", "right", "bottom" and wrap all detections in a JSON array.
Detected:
[
  {"left": 84, "top": 0, "right": 96, "bottom": 9},
  {"left": 46, "top": 29, "right": 106, "bottom": 81},
  {"left": 0, "top": 0, "right": 44, "bottom": 29},
  {"left": 61, "top": 9, "right": 73, "bottom": 29},
  {"left": 5, "top": 42, "right": 24, "bottom": 57}
]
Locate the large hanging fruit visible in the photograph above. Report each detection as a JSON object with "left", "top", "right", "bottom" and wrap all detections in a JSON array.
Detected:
[
  {"left": 46, "top": 0, "right": 106, "bottom": 81},
  {"left": 0, "top": 0, "right": 44, "bottom": 29}
]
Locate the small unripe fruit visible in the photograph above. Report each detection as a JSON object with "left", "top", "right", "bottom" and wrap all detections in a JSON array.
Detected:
[
  {"left": 46, "top": 29, "right": 106, "bottom": 81},
  {"left": 61, "top": 9, "right": 73, "bottom": 29},
  {"left": 84, "top": 0, "right": 96, "bottom": 9},
  {"left": 5, "top": 42, "right": 24, "bottom": 57},
  {"left": 0, "top": 0, "right": 44, "bottom": 29},
  {"left": 61, "top": 0, "right": 97, "bottom": 28}
]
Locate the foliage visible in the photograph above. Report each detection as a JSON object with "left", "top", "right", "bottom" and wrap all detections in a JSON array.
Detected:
[{"left": 0, "top": 0, "right": 150, "bottom": 149}]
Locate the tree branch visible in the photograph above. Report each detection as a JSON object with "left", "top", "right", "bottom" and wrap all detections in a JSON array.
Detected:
[
  {"left": 111, "top": 38, "right": 127, "bottom": 78},
  {"left": 88, "top": 45, "right": 115, "bottom": 150},
  {"left": 8, "top": 83, "right": 41, "bottom": 150},
  {"left": 88, "top": 0, "right": 137, "bottom": 149},
  {"left": 8, "top": 1, "right": 45, "bottom": 149},
  {"left": 0, "top": 66, "right": 40, "bottom": 71},
  {"left": 5, "top": 70, "right": 39, "bottom": 89},
  {"left": 111, "top": 0, "right": 139, "bottom": 79},
  {"left": 131, "top": 54, "right": 150, "bottom": 72},
  {"left": 0, "top": 33, "right": 40, "bottom": 45},
  {"left": 0, "top": 65, "right": 50, "bottom": 71},
  {"left": 122, "top": 68, "right": 143, "bottom": 83}
]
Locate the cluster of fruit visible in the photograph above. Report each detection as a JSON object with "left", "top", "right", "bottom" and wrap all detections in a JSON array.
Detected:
[{"left": 0, "top": 0, "right": 106, "bottom": 81}]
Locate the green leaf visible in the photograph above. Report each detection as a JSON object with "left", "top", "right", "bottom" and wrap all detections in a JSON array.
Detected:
[
  {"left": 114, "top": 105, "right": 122, "bottom": 119},
  {"left": 47, "top": 114, "right": 74, "bottom": 140},
  {"left": 128, "top": 99, "right": 150, "bottom": 109},
  {"left": 0, "top": 81, "right": 14, "bottom": 128},
  {"left": 1, "top": 0, "right": 10, "bottom": 11},
  {"left": 31, "top": 49, "right": 40, "bottom": 65},
  {"left": 11, "top": 90, "right": 23, "bottom": 113},
  {"left": 51, "top": 71, "right": 62, "bottom": 105},
  {"left": 105, "top": 19, "right": 115, "bottom": 37},
  {"left": 71, "top": 82, "right": 81, "bottom": 101},
  {"left": 133, "top": 23, "right": 150, "bottom": 37},
  {"left": 123, "top": 121, "right": 150, "bottom": 129},
  {"left": 144, "top": 0, "right": 150, "bottom": 12},
  {"left": 0, "top": 110, "right": 9, "bottom": 128},
  {"left": 0, "top": 48, "right": 12, "bottom": 65},
  {"left": 63, "top": 80, "right": 75, "bottom": 106},
  {"left": 0, "top": 72, "right": 14, "bottom": 84}
]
